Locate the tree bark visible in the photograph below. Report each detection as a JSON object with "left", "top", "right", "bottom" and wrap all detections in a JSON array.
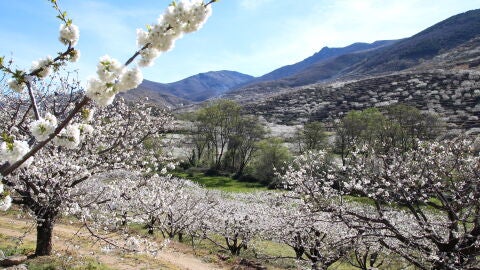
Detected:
[
  {"left": 178, "top": 232, "right": 183, "bottom": 242},
  {"left": 35, "top": 217, "right": 54, "bottom": 256}
]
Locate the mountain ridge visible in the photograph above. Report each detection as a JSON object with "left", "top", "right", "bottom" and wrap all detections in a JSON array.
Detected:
[
  {"left": 238, "top": 40, "right": 399, "bottom": 88},
  {"left": 124, "top": 70, "right": 254, "bottom": 106}
]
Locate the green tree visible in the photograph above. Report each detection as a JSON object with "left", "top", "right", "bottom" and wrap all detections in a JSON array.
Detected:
[
  {"left": 294, "top": 121, "right": 328, "bottom": 153},
  {"left": 251, "top": 137, "right": 292, "bottom": 187},
  {"left": 224, "top": 116, "right": 266, "bottom": 175},
  {"left": 335, "top": 105, "right": 444, "bottom": 165},
  {"left": 385, "top": 104, "right": 443, "bottom": 150},
  {"left": 334, "top": 108, "right": 387, "bottom": 165},
  {"left": 188, "top": 100, "right": 266, "bottom": 175},
  {"left": 192, "top": 99, "right": 242, "bottom": 169}
]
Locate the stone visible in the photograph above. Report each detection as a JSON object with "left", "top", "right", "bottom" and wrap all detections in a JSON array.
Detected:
[{"left": 0, "top": 255, "right": 28, "bottom": 267}]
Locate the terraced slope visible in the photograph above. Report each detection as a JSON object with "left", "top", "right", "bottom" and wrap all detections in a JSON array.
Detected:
[{"left": 245, "top": 70, "right": 480, "bottom": 132}]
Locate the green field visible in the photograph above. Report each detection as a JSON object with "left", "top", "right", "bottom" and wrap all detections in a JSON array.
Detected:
[{"left": 171, "top": 172, "right": 267, "bottom": 192}]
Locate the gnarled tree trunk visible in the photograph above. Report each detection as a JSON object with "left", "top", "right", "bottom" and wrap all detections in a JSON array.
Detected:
[{"left": 35, "top": 211, "right": 56, "bottom": 256}]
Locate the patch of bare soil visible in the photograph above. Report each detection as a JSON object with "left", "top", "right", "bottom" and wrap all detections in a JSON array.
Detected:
[{"left": 0, "top": 216, "right": 228, "bottom": 270}]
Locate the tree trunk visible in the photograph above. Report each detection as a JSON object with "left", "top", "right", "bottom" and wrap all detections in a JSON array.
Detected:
[
  {"left": 178, "top": 232, "right": 183, "bottom": 242},
  {"left": 293, "top": 246, "right": 304, "bottom": 259},
  {"left": 146, "top": 216, "right": 156, "bottom": 235},
  {"left": 35, "top": 217, "right": 54, "bottom": 256}
]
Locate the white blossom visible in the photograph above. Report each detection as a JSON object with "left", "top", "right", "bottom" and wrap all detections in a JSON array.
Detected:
[
  {"left": 77, "top": 123, "right": 94, "bottom": 140},
  {"left": 0, "top": 195, "right": 12, "bottom": 211},
  {"left": 29, "top": 113, "right": 57, "bottom": 141},
  {"left": 69, "top": 49, "right": 81, "bottom": 62},
  {"left": 125, "top": 236, "right": 141, "bottom": 251},
  {"left": 85, "top": 77, "right": 116, "bottom": 107},
  {"left": 7, "top": 79, "right": 25, "bottom": 93},
  {"left": 96, "top": 55, "right": 123, "bottom": 83},
  {"left": 30, "top": 56, "right": 53, "bottom": 78},
  {"left": 0, "top": 140, "right": 31, "bottom": 165},
  {"left": 117, "top": 67, "right": 143, "bottom": 92},
  {"left": 138, "top": 48, "right": 160, "bottom": 67},
  {"left": 136, "top": 0, "right": 212, "bottom": 67},
  {"left": 59, "top": 23, "right": 80, "bottom": 46},
  {"left": 82, "top": 108, "right": 95, "bottom": 122},
  {"left": 166, "top": 162, "right": 175, "bottom": 170},
  {"left": 53, "top": 124, "right": 81, "bottom": 149}
]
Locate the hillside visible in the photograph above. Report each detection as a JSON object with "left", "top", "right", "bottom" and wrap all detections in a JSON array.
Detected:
[
  {"left": 413, "top": 36, "right": 480, "bottom": 71},
  {"left": 346, "top": 8, "right": 480, "bottom": 75},
  {"left": 245, "top": 70, "right": 480, "bottom": 133},
  {"left": 119, "top": 79, "right": 192, "bottom": 109}
]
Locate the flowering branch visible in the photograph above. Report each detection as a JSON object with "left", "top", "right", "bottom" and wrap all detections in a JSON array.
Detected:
[
  {"left": 26, "top": 82, "right": 41, "bottom": 120},
  {"left": 0, "top": 96, "right": 90, "bottom": 177}
]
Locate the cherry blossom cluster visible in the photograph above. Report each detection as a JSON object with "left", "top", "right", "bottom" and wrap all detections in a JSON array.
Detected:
[
  {"left": 85, "top": 56, "right": 143, "bottom": 106},
  {"left": 29, "top": 113, "right": 58, "bottom": 141},
  {"left": 59, "top": 23, "right": 79, "bottom": 46},
  {"left": 0, "top": 139, "right": 33, "bottom": 168},
  {"left": 279, "top": 150, "right": 339, "bottom": 211},
  {"left": 136, "top": 0, "right": 213, "bottom": 67}
]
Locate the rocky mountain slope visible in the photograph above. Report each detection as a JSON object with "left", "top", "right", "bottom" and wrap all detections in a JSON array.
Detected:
[
  {"left": 413, "top": 36, "right": 480, "bottom": 71},
  {"left": 245, "top": 70, "right": 480, "bottom": 133}
]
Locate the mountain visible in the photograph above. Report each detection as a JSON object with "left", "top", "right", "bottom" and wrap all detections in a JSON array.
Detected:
[
  {"left": 127, "top": 9, "right": 480, "bottom": 108},
  {"left": 243, "top": 40, "right": 398, "bottom": 85},
  {"left": 120, "top": 79, "right": 192, "bottom": 109},
  {"left": 166, "top": 70, "right": 254, "bottom": 101},
  {"left": 123, "top": 70, "right": 254, "bottom": 106},
  {"left": 230, "top": 9, "right": 480, "bottom": 94}
]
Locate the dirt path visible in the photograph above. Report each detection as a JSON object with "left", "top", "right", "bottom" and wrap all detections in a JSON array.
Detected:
[
  {"left": 0, "top": 216, "right": 227, "bottom": 270},
  {"left": 157, "top": 249, "right": 225, "bottom": 270}
]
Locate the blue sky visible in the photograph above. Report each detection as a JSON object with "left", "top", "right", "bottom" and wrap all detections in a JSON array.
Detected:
[{"left": 0, "top": 0, "right": 479, "bottom": 83}]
